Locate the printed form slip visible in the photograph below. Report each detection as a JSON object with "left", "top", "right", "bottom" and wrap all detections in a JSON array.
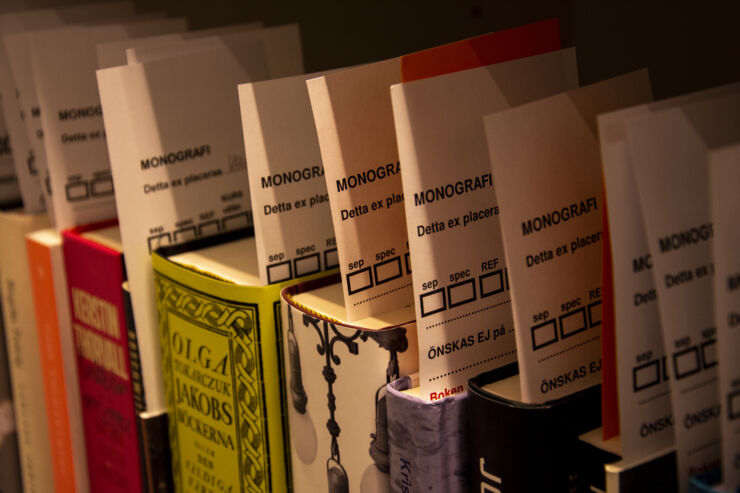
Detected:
[
  {"left": 304, "top": 19, "right": 562, "bottom": 324},
  {"left": 307, "top": 58, "right": 413, "bottom": 321},
  {"left": 598, "top": 82, "right": 740, "bottom": 462},
  {"left": 0, "top": 2, "right": 135, "bottom": 212},
  {"left": 4, "top": 30, "right": 52, "bottom": 213},
  {"left": 98, "top": 36, "right": 300, "bottom": 413},
  {"left": 391, "top": 49, "right": 578, "bottom": 399},
  {"left": 709, "top": 143, "right": 740, "bottom": 492},
  {"left": 0, "top": 14, "right": 57, "bottom": 213},
  {"left": 485, "top": 70, "right": 652, "bottom": 404},
  {"left": 627, "top": 93, "right": 740, "bottom": 492},
  {"left": 239, "top": 71, "right": 336, "bottom": 285},
  {"left": 27, "top": 17, "right": 188, "bottom": 229}
]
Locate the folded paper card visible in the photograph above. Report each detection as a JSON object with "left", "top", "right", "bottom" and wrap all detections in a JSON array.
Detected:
[{"left": 484, "top": 69, "right": 652, "bottom": 403}]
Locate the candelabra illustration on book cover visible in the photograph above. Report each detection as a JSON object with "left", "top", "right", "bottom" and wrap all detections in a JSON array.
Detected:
[{"left": 282, "top": 286, "right": 418, "bottom": 493}]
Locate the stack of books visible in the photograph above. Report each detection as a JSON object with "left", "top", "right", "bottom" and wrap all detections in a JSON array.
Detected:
[{"left": 0, "top": 4, "right": 736, "bottom": 493}]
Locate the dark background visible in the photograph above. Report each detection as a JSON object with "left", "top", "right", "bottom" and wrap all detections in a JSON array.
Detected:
[{"left": 4, "top": 0, "right": 740, "bottom": 99}]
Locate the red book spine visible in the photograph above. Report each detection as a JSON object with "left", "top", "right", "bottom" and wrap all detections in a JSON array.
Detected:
[{"left": 62, "top": 221, "right": 143, "bottom": 493}]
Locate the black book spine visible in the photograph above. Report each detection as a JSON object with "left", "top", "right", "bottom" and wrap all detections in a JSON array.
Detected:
[
  {"left": 123, "top": 284, "right": 173, "bottom": 493},
  {"left": 468, "top": 363, "right": 602, "bottom": 493},
  {"left": 136, "top": 411, "right": 174, "bottom": 493}
]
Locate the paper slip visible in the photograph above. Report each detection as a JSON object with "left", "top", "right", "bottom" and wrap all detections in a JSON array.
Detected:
[
  {"left": 98, "top": 45, "right": 269, "bottom": 412},
  {"left": 0, "top": 12, "right": 60, "bottom": 210},
  {"left": 709, "top": 143, "right": 740, "bottom": 492},
  {"left": 239, "top": 71, "right": 337, "bottom": 285},
  {"left": 0, "top": 13, "right": 65, "bottom": 213},
  {"left": 627, "top": 93, "right": 740, "bottom": 492},
  {"left": 598, "top": 81, "right": 740, "bottom": 461},
  {"left": 95, "top": 22, "right": 262, "bottom": 69},
  {"left": 3, "top": 31, "right": 52, "bottom": 212},
  {"left": 28, "top": 18, "right": 188, "bottom": 229},
  {"left": 126, "top": 24, "right": 303, "bottom": 79},
  {"left": 484, "top": 70, "right": 651, "bottom": 404},
  {"left": 391, "top": 49, "right": 578, "bottom": 400},
  {"left": 307, "top": 58, "right": 415, "bottom": 321},
  {"left": 0, "top": 4, "right": 136, "bottom": 213},
  {"left": 0, "top": 105, "right": 20, "bottom": 206}
]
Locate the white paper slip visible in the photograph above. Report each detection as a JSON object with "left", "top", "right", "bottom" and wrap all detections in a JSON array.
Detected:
[
  {"left": 0, "top": 13, "right": 64, "bottom": 214},
  {"left": 0, "top": 104, "right": 20, "bottom": 206},
  {"left": 95, "top": 22, "right": 262, "bottom": 69},
  {"left": 598, "top": 81, "right": 740, "bottom": 462},
  {"left": 3, "top": 31, "right": 51, "bottom": 212},
  {"left": 484, "top": 70, "right": 652, "bottom": 404},
  {"left": 239, "top": 71, "right": 336, "bottom": 285},
  {"left": 27, "top": 18, "right": 188, "bottom": 229},
  {"left": 0, "top": 3, "right": 136, "bottom": 213},
  {"left": 708, "top": 143, "right": 740, "bottom": 492},
  {"left": 126, "top": 24, "right": 303, "bottom": 79},
  {"left": 307, "top": 58, "right": 415, "bottom": 321},
  {"left": 627, "top": 93, "right": 740, "bottom": 492},
  {"left": 98, "top": 45, "right": 269, "bottom": 412},
  {"left": 390, "top": 49, "right": 578, "bottom": 400}
]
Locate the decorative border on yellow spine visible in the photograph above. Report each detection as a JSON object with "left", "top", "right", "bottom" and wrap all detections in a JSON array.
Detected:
[{"left": 155, "top": 272, "right": 271, "bottom": 492}]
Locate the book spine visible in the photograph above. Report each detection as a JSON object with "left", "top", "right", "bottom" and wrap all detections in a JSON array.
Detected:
[
  {"left": 136, "top": 411, "right": 173, "bottom": 493},
  {"left": 154, "top": 267, "right": 286, "bottom": 493},
  {"left": 124, "top": 283, "right": 173, "bottom": 493},
  {"left": 468, "top": 367, "right": 602, "bottom": 493},
  {"left": 124, "top": 284, "right": 146, "bottom": 414},
  {"left": 26, "top": 237, "right": 79, "bottom": 493},
  {"left": 386, "top": 376, "right": 470, "bottom": 493},
  {"left": 0, "top": 212, "right": 54, "bottom": 493},
  {"left": 63, "top": 230, "right": 143, "bottom": 493},
  {"left": 282, "top": 293, "right": 418, "bottom": 493},
  {"left": 0, "top": 301, "right": 22, "bottom": 493}
]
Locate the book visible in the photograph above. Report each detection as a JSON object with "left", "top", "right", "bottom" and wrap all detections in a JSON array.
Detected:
[
  {"left": 0, "top": 297, "right": 22, "bottom": 493},
  {"left": 152, "top": 229, "right": 331, "bottom": 493},
  {"left": 0, "top": 209, "right": 52, "bottom": 493},
  {"left": 26, "top": 228, "right": 89, "bottom": 493},
  {"left": 123, "top": 280, "right": 173, "bottom": 493},
  {"left": 385, "top": 375, "right": 469, "bottom": 492},
  {"left": 467, "top": 364, "right": 602, "bottom": 492},
  {"left": 62, "top": 220, "right": 143, "bottom": 493},
  {"left": 281, "top": 274, "right": 418, "bottom": 492},
  {"left": 578, "top": 428, "right": 678, "bottom": 493},
  {"left": 483, "top": 70, "right": 652, "bottom": 403}
]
